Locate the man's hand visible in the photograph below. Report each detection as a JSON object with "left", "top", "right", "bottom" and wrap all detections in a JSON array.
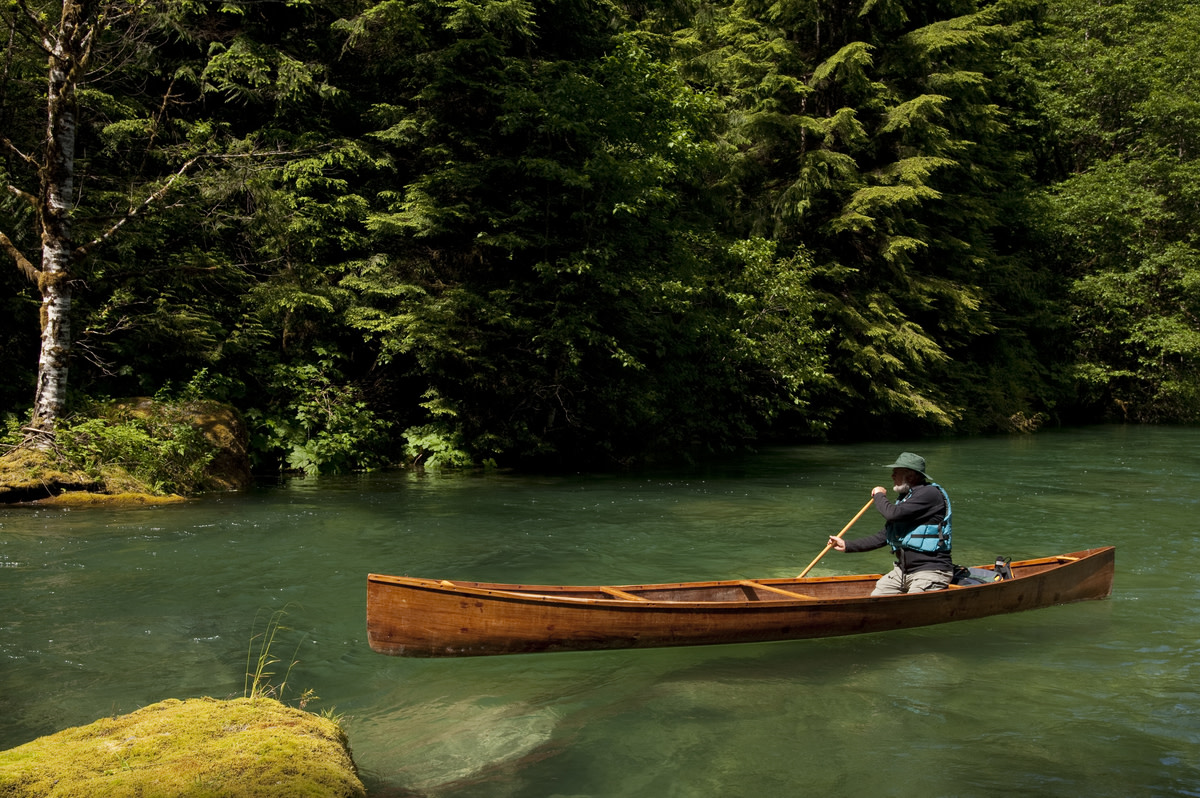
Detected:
[
  {"left": 871, "top": 486, "right": 887, "bottom": 497},
  {"left": 827, "top": 536, "right": 847, "bottom": 552}
]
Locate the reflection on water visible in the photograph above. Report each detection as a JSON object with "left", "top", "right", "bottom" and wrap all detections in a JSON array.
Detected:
[{"left": 2, "top": 427, "right": 1198, "bottom": 797}]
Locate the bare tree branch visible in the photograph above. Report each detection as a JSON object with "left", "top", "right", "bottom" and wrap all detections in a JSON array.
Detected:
[
  {"left": 5, "top": 182, "right": 39, "bottom": 208},
  {"left": 0, "top": 229, "right": 39, "bottom": 283},
  {"left": 74, "top": 154, "right": 203, "bottom": 258},
  {"left": 77, "top": 315, "right": 136, "bottom": 377},
  {"left": 73, "top": 147, "right": 308, "bottom": 260},
  {"left": 1, "top": 133, "right": 37, "bottom": 166}
]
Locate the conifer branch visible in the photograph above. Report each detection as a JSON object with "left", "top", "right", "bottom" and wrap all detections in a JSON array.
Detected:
[{"left": 73, "top": 149, "right": 296, "bottom": 260}]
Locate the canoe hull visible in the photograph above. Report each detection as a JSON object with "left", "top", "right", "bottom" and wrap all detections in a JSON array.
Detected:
[{"left": 367, "top": 547, "right": 1114, "bottom": 657}]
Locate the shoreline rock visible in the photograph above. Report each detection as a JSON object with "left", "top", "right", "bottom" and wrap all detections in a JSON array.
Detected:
[
  {"left": 0, "top": 446, "right": 100, "bottom": 503},
  {"left": 0, "top": 697, "right": 366, "bottom": 797},
  {"left": 116, "top": 398, "right": 253, "bottom": 493}
]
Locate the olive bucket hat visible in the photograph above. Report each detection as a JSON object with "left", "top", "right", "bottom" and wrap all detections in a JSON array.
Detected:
[{"left": 883, "top": 452, "right": 928, "bottom": 478}]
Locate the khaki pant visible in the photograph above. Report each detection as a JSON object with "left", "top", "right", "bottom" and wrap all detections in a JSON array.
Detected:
[{"left": 871, "top": 565, "right": 953, "bottom": 596}]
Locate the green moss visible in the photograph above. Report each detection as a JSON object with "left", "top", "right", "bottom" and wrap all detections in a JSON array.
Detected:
[
  {"left": 0, "top": 447, "right": 99, "bottom": 502},
  {"left": 38, "top": 491, "right": 188, "bottom": 507},
  {"left": 0, "top": 698, "right": 365, "bottom": 798}
]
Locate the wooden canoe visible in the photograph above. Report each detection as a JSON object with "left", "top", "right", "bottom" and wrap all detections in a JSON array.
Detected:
[{"left": 366, "top": 546, "right": 1115, "bottom": 658}]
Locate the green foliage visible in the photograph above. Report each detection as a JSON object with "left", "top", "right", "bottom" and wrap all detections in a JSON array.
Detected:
[
  {"left": 0, "top": 414, "right": 26, "bottom": 448},
  {"left": 724, "top": 237, "right": 832, "bottom": 434},
  {"left": 673, "top": 0, "right": 1037, "bottom": 433},
  {"left": 330, "top": 3, "right": 809, "bottom": 464},
  {"left": 0, "top": 277, "right": 36, "bottom": 419},
  {"left": 1027, "top": 0, "right": 1200, "bottom": 421},
  {"left": 158, "top": 367, "right": 240, "bottom": 404},
  {"left": 57, "top": 402, "right": 217, "bottom": 495},
  {"left": 402, "top": 422, "right": 476, "bottom": 469},
  {"left": 5, "top": 0, "right": 1198, "bottom": 471},
  {"left": 245, "top": 356, "right": 392, "bottom": 475}
]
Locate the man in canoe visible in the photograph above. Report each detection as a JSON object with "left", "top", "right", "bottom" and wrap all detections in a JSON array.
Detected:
[{"left": 827, "top": 452, "right": 954, "bottom": 595}]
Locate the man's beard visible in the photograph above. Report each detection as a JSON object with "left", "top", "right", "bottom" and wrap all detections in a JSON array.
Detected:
[{"left": 894, "top": 482, "right": 911, "bottom": 495}]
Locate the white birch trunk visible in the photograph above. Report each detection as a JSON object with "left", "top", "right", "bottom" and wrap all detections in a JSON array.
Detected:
[
  {"left": 32, "top": 251, "right": 74, "bottom": 440},
  {"left": 29, "top": 0, "right": 87, "bottom": 441}
]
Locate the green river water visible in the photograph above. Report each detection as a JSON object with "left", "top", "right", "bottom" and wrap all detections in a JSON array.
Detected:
[{"left": 2, "top": 426, "right": 1197, "bottom": 796}]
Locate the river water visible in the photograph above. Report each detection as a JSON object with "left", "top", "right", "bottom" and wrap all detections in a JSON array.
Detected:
[{"left": 1, "top": 426, "right": 1197, "bottom": 796}]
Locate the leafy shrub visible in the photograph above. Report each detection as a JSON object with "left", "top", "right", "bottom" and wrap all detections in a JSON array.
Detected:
[
  {"left": 0, "top": 413, "right": 25, "bottom": 448},
  {"left": 401, "top": 424, "right": 475, "bottom": 468},
  {"left": 246, "top": 356, "right": 392, "bottom": 475},
  {"left": 58, "top": 402, "right": 217, "bottom": 495}
]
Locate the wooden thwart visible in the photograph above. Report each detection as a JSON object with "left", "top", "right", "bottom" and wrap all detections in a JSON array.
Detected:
[
  {"left": 598, "top": 586, "right": 649, "bottom": 601},
  {"left": 737, "top": 580, "right": 817, "bottom": 600}
]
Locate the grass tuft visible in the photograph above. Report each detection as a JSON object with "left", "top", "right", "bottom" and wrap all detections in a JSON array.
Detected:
[{"left": 244, "top": 606, "right": 318, "bottom": 709}]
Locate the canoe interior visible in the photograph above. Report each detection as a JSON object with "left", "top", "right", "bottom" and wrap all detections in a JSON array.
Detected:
[{"left": 374, "top": 552, "right": 1096, "bottom": 604}]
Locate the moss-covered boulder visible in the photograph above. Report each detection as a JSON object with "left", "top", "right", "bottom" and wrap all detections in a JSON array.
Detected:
[
  {"left": 112, "top": 398, "right": 253, "bottom": 492},
  {"left": 0, "top": 697, "right": 365, "bottom": 797},
  {"left": 189, "top": 401, "right": 253, "bottom": 492},
  {"left": 0, "top": 446, "right": 100, "bottom": 503}
]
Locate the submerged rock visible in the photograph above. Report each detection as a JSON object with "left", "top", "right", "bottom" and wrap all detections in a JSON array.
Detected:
[{"left": 0, "top": 697, "right": 365, "bottom": 797}]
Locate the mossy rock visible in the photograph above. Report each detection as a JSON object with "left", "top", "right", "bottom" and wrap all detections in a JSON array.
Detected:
[
  {"left": 0, "top": 697, "right": 365, "bottom": 798},
  {"left": 112, "top": 398, "right": 253, "bottom": 492},
  {"left": 0, "top": 447, "right": 100, "bottom": 503},
  {"left": 37, "top": 491, "right": 188, "bottom": 507},
  {"left": 0, "top": 446, "right": 180, "bottom": 506}
]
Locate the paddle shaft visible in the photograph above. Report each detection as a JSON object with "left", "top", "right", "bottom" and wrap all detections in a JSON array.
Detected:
[{"left": 796, "top": 498, "right": 876, "bottom": 578}]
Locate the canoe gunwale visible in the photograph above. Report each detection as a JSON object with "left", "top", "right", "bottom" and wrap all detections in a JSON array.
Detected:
[{"left": 364, "top": 573, "right": 892, "bottom": 609}]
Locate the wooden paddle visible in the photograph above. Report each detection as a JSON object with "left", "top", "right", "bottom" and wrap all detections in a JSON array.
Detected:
[{"left": 796, "top": 498, "right": 876, "bottom": 578}]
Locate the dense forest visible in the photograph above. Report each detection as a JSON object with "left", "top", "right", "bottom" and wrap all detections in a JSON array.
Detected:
[{"left": 2, "top": 0, "right": 1197, "bottom": 473}]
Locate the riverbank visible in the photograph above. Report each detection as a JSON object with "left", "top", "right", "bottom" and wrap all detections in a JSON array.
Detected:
[
  {"left": 0, "top": 697, "right": 365, "bottom": 797},
  {"left": 0, "top": 398, "right": 252, "bottom": 504}
]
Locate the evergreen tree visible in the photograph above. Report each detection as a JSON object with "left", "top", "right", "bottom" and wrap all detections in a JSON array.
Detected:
[
  {"left": 329, "top": 0, "right": 829, "bottom": 465},
  {"left": 676, "top": 0, "right": 1045, "bottom": 435}
]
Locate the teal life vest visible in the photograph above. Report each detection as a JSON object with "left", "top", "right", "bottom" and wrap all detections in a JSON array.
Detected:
[{"left": 885, "top": 482, "right": 952, "bottom": 554}]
